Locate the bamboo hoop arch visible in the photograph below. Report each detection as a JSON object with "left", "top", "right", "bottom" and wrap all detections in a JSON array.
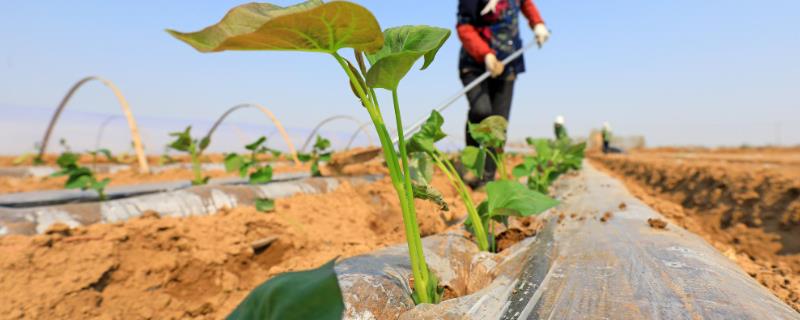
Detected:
[
  {"left": 300, "top": 115, "right": 373, "bottom": 152},
  {"left": 203, "top": 103, "right": 300, "bottom": 166},
  {"left": 38, "top": 76, "right": 150, "bottom": 173}
]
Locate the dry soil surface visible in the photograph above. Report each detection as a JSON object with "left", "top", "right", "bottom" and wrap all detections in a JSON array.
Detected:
[
  {"left": 0, "top": 159, "right": 538, "bottom": 319},
  {"left": 592, "top": 149, "right": 800, "bottom": 312}
]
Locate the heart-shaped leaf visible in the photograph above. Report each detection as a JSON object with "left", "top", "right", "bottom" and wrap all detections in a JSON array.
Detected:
[
  {"left": 468, "top": 116, "right": 507, "bottom": 149},
  {"left": 227, "top": 259, "right": 343, "bottom": 320},
  {"left": 460, "top": 146, "right": 486, "bottom": 179},
  {"left": 365, "top": 25, "right": 450, "bottom": 90},
  {"left": 408, "top": 110, "right": 447, "bottom": 155},
  {"left": 250, "top": 166, "right": 274, "bottom": 184},
  {"left": 486, "top": 180, "right": 559, "bottom": 217},
  {"left": 168, "top": 1, "right": 383, "bottom": 54},
  {"left": 246, "top": 136, "right": 268, "bottom": 151},
  {"left": 254, "top": 198, "right": 276, "bottom": 213},
  {"left": 225, "top": 153, "right": 245, "bottom": 173}
]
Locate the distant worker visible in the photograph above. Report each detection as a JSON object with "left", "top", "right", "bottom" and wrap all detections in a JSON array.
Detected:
[
  {"left": 602, "top": 122, "right": 612, "bottom": 153},
  {"left": 554, "top": 115, "right": 568, "bottom": 140},
  {"left": 457, "top": 0, "right": 550, "bottom": 185}
]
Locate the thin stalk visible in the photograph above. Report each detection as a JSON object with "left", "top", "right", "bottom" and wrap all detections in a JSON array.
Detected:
[
  {"left": 190, "top": 144, "right": 203, "bottom": 185},
  {"left": 392, "top": 90, "right": 428, "bottom": 271},
  {"left": 487, "top": 150, "right": 508, "bottom": 180},
  {"left": 431, "top": 153, "right": 489, "bottom": 251},
  {"left": 332, "top": 53, "right": 432, "bottom": 303}
]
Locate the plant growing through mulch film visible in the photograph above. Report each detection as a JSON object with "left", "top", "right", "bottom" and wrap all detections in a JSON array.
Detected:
[
  {"left": 167, "top": 126, "right": 210, "bottom": 185},
  {"left": 225, "top": 136, "right": 277, "bottom": 184},
  {"left": 407, "top": 110, "right": 490, "bottom": 251},
  {"left": 462, "top": 115, "right": 511, "bottom": 181},
  {"left": 513, "top": 138, "right": 586, "bottom": 193},
  {"left": 457, "top": 115, "right": 560, "bottom": 251},
  {"left": 297, "top": 135, "right": 332, "bottom": 177},
  {"left": 51, "top": 151, "right": 111, "bottom": 200},
  {"left": 168, "top": 0, "right": 450, "bottom": 304}
]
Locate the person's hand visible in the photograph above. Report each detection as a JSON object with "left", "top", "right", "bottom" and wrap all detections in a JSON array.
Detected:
[
  {"left": 484, "top": 53, "right": 504, "bottom": 77},
  {"left": 533, "top": 23, "right": 550, "bottom": 48}
]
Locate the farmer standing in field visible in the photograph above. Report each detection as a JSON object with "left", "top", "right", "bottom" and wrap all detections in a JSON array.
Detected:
[
  {"left": 457, "top": 0, "right": 550, "bottom": 186},
  {"left": 554, "top": 115, "right": 568, "bottom": 140}
]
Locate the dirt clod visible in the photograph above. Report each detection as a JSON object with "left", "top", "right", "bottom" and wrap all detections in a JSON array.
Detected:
[
  {"left": 600, "top": 211, "right": 613, "bottom": 223},
  {"left": 618, "top": 202, "right": 627, "bottom": 210},
  {"left": 647, "top": 218, "right": 668, "bottom": 229}
]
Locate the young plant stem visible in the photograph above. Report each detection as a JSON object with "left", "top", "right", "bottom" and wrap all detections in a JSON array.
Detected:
[
  {"left": 431, "top": 153, "right": 490, "bottom": 251},
  {"left": 190, "top": 144, "right": 203, "bottom": 185},
  {"left": 332, "top": 53, "right": 432, "bottom": 303},
  {"left": 487, "top": 150, "right": 508, "bottom": 180}
]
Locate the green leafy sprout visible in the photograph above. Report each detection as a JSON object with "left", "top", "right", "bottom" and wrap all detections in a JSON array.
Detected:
[
  {"left": 297, "top": 135, "right": 332, "bottom": 177},
  {"left": 225, "top": 136, "right": 277, "bottom": 184},
  {"left": 167, "top": 0, "right": 450, "bottom": 304},
  {"left": 513, "top": 138, "right": 586, "bottom": 193},
  {"left": 167, "top": 126, "right": 210, "bottom": 185},
  {"left": 51, "top": 151, "right": 111, "bottom": 201},
  {"left": 463, "top": 115, "right": 510, "bottom": 181}
]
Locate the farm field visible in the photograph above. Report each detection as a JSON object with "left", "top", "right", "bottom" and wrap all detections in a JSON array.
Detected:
[
  {"left": 0, "top": 156, "right": 544, "bottom": 319},
  {"left": 2, "top": 0, "right": 799, "bottom": 319},
  {"left": 591, "top": 148, "right": 800, "bottom": 311}
]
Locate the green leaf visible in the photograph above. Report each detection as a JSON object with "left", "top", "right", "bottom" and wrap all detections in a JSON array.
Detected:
[
  {"left": 412, "top": 182, "right": 448, "bottom": 211},
  {"left": 199, "top": 137, "right": 211, "bottom": 151},
  {"left": 310, "top": 161, "right": 321, "bottom": 177},
  {"left": 365, "top": 25, "right": 450, "bottom": 90},
  {"left": 95, "top": 148, "right": 116, "bottom": 162},
  {"left": 468, "top": 116, "right": 507, "bottom": 148},
  {"left": 460, "top": 146, "right": 486, "bottom": 179},
  {"left": 225, "top": 153, "right": 245, "bottom": 173},
  {"left": 249, "top": 166, "right": 274, "bottom": 184},
  {"left": 407, "top": 110, "right": 446, "bottom": 154},
  {"left": 528, "top": 138, "right": 552, "bottom": 159},
  {"left": 65, "top": 173, "right": 92, "bottom": 190},
  {"left": 56, "top": 152, "right": 80, "bottom": 169},
  {"left": 486, "top": 180, "right": 559, "bottom": 217},
  {"left": 408, "top": 152, "right": 434, "bottom": 185},
  {"left": 254, "top": 198, "right": 276, "bottom": 213},
  {"left": 319, "top": 152, "right": 332, "bottom": 162},
  {"left": 512, "top": 157, "right": 535, "bottom": 179},
  {"left": 168, "top": 1, "right": 383, "bottom": 54},
  {"left": 91, "top": 178, "right": 111, "bottom": 192},
  {"left": 297, "top": 153, "right": 312, "bottom": 163},
  {"left": 313, "top": 135, "right": 331, "bottom": 152},
  {"left": 169, "top": 126, "right": 194, "bottom": 152},
  {"left": 227, "top": 259, "right": 343, "bottom": 320},
  {"left": 246, "top": 136, "right": 268, "bottom": 151}
]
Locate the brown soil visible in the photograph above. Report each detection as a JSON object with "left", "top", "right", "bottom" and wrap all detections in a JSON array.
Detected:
[
  {"left": 592, "top": 149, "right": 800, "bottom": 312},
  {"left": 0, "top": 161, "right": 540, "bottom": 319},
  {"left": 600, "top": 211, "right": 613, "bottom": 223},
  {"left": 0, "top": 162, "right": 309, "bottom": 194},
  {"left": 647, "top": 218, "right": 668, "bottom": 229}
]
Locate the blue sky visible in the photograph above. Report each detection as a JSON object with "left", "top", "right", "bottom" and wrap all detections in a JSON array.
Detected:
[{"left": 0, "top": 1, "right": 798, "bottom": 154}]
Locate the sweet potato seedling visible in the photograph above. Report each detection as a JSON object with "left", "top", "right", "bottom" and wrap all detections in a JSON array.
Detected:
[
  {"left": 297, "top": 135, "right": 332, "bottom": 177},
  {"left": 51, "top": 151, "right": 111, "bottom": 200},
  {"left": 513, "top": 138, "right": 586, "bottom": 193},
  {"left": 168, "top": 126, "right": 210, "bottom": 185},
  {"left": 463, "top": 115, "right": 510, "bottom": 181},
  {"left": 408, "top": 110, "right": 490, "bottom": 251},
  {"left": 168, "top": 0, "right": 450, "bottom": 304},
  {"left": 225, "top": 136, "right": 276, "bottom": 184}
]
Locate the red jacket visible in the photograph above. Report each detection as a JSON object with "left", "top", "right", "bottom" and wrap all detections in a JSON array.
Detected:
[{"left": 457, "top": 0, "right": 544, "bottom": 64}]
